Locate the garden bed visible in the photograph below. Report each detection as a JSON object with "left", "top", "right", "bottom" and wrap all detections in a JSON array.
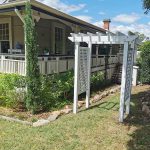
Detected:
[{"left": 0, "top": 84, "right": 120, "bottom": 125}]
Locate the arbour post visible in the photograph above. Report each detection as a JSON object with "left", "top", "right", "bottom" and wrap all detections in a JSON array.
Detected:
[
  {"left": 119, "top": 41, "right": 129, "bottom": 122},
  {"left": 86, "top": 41, "right": 92, "bottom": 108},
  {"left": 73, "top": 42, "right": 80, "bottom": 114}
]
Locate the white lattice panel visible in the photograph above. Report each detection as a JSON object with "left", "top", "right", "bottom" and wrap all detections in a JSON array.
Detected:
[
  {"left": 78, "top": 47, "right": 90, "bottom": 94},
  {"left": 124, "top": 50, "right": 134, "bottom": 101}
]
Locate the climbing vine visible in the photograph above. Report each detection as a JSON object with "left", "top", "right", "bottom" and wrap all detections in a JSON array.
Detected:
[{"left": 24, "top": 2, "right": 42, "bottom": 113}]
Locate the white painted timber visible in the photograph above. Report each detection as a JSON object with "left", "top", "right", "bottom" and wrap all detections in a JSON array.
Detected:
[
  {"left": 73, "top": 42, "right": 80, "bottom": 114},
  {"left": 78, "top": 47, "right": 90, "bottom": 95},
  {"left": 132, "top": 66, "right": 139, "bottom": 86},
  {"left": 119, "top": 41, "right": 129, "bottom": 122},
  {"left": 68, "top": 32, "right": 138, "bottom": 123},
  {"left": 69, "top": 33, "right": 138, "bottom": 44},
  {"left": 86, "top": 42, "right": 92, "bottom": 108},
  {"left": 126, "top": 41, "right": 135, "bottom": 115},
  {"left": 0, "top": 54, "right": 118, "bottom": 76}
]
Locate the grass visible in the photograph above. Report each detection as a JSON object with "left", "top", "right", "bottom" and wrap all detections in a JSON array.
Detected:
[{"left": 0, "top": 85, "right": 150, "bottom": 150}]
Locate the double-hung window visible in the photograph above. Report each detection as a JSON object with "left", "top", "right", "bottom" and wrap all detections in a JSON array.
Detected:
[{"left": 0, "top": 23, "right": 10, "bottom": 53}]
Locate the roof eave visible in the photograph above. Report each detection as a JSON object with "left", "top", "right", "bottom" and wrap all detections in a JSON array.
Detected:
[{"left": 0, "top": 0, "right": 106, "bottom": 33}]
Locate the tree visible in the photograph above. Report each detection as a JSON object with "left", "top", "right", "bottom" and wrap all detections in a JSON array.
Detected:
[
  {"left": 143, "top": 0, "right": 150, "bottom": 14},
  {"left": 24, "top": 2, "right": 42, "bottom": 113},
  {"left": 134, "top": 32, "right": 146, "bottom": 43},
  {"left": 139, "top": 41, "right": 150, "bottom": 83},
  {"left": 128, "top": 31, "right": 146, "bottom": 43}
]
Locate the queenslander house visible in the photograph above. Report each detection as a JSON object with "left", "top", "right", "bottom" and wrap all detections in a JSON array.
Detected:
[{"left": 0, "top": 0, "right": 123, "bottom": 81}]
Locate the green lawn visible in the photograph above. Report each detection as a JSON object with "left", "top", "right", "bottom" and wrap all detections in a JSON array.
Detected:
[{"left": 0, "top": 85, "right": 150, "bottom": 150}]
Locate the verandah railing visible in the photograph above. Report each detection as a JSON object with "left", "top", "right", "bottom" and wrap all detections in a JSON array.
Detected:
[
  {"left": 0, "top": 54, "right": 119, "bottom": 78},
  {"left": 0, "top": 55, "right": 26, "bottom": 75}
]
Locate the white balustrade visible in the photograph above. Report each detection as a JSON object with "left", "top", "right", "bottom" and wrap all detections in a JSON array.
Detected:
[{"left": 0, "top": 54, "right": 119, "bottom": 76}]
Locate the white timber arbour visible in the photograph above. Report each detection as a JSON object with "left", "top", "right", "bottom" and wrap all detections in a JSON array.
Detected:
[{"left": 68, "top": 32, "right": 138, "bottom": 122}]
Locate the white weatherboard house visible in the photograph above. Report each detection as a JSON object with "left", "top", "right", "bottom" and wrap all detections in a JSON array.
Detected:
[{"left": 0, "top": 0, "right": 121, "bottom": 78}]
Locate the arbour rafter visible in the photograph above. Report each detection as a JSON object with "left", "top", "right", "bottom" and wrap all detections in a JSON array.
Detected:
[{"left": 68, "top": 32, "right": 138, "bottom": 44}]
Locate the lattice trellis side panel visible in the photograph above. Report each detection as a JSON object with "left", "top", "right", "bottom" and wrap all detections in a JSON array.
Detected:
[
  {"left": 119, "top": 41, "right": 135, "bottom": 123},
  {"left": 124, "top": 50, "right": 134, "bottom": 101},
  {"left": 78, "top": 47, "right": 90, "bottom": 95}
]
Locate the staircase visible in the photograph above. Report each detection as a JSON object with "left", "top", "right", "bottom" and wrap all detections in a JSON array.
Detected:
[{"left": 112, "top": 63, "right": 122, "bottom": 84}]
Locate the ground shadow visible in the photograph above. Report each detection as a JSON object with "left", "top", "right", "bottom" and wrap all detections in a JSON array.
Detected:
[
  {"left": 79, "top": 87, "right": 150, "bottom": 150},
  {"left": 124, "top": 88, "right": 150, "bottom": 150},
  {"left": 79, "top": 100, "right": 120, "bottom": 113},
  {"left": 90, "top": 101, "right": 119, "bottom": 111}
]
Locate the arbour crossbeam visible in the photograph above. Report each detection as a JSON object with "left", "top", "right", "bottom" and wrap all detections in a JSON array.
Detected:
[
  {"left": 68, "top": 32, "right": 138, "bottom": 44},
  {"left": 68, "top": 32, "right": 139, "bottom": 122}
]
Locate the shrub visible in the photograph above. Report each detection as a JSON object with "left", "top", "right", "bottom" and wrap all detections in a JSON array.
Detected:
[
  {"left": 0, "top": 74, "right": 26, "bottom": 108},
  {"left": 138, "top": 41, "right": 150, "bottom": 83},
  {"left": 39, "top": 70, "right": 106, "bottom": 111},
  {"left": 40, "top": 71, "right": 74, "bottom": 111},
  {"left": 0, "top": 70, "right": 107, "bottom": 112},
  {"left": 91, "top": 71, "right": 105, "bottom": 87},
  {"left": 91, "top": 71, "right": 109, "bottom": 90}
]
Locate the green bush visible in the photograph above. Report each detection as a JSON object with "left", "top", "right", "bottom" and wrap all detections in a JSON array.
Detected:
[
  {"left": 0, "top": 74, "right": 26, "bottom": 108},
  {"left": 138, "top": 41, "right": 150, "bottom": 83},
  {"left": 39, "top": 70, "right": 105, "bottom": 111},
  {"left": 91, "top": 71, "right": 105, "bottom": 87},
  {"left": 40, "top": 71, "right": 74, "bottom": 111},
  {"left": 0, "top": 70, "right": 107, "bottom": 112}
]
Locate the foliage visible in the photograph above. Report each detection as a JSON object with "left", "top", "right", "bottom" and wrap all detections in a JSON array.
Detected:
[
  {"left": 0, "top": 70, "right": 106, "bottom": 112},
  {"left": 91, "top": 71, "right": 105, "bottom": 89},
  {"left": 128, "top": 31, "right": 146, "bottom": 43},
  {"left": 24, "top": 2, "right": 42, "bottom": 113},
  {"left": 143, "top": 0, "right": 150, "bottom": 14},
  {"left": 134, "top": 32, "right": 146, "bottom": 43},
  {"left": 40, "top": 71, "right": 74, "bottom": 111},
  {"left": 138, "top": 41, "right": 150, "bottom": 83},
  {"left": 37, "top": 70, "right": 105, "bottom": 111},
  {"left": 0, "top": 74, "right": 26, "bottom": 108}
]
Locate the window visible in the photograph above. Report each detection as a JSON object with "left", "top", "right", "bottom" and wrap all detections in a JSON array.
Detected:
[
  {"left": 0, "top": 23, "right": 10, "bottom": 53},
  {"left": 0, "top": 23, "right": 9, "bottom": 41},
  {"left": 55, "top": 27, "right": 63, "bottom": 54}
]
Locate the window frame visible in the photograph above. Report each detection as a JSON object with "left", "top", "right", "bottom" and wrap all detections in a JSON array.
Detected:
[
  {"left": 55, "top": 27, "right": 64, "bottom": 54},
  {"left": 0, "top": 18, "right": 12, "bottom": 53}
]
